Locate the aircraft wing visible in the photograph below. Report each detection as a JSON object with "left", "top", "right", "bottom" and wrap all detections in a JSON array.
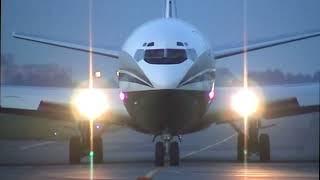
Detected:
[
  {"left": 12, "top": 32, "right": 120, "bottom": 59},
  {"left": 0, "top": 101, "right": 74, "bottom": 121},
  {"left": 0, "top": 100, "right": 129, "bottom": 125},
  {"left": 204, "top": 98, "right": 319, "bottom": 125},
  {"left": 203, "top": 83, "right": 320, "bottom": 124},
  {"left": 0, "top": 88, "right": 131, "bottom": 139},
  {"left": 214, "top": 31, "right": 320, "bottom": 59}
]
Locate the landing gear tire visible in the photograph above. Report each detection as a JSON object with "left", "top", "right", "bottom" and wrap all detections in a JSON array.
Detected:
[
  {"left": 155, "top": 142, "right": 165, "bottom": 166},
  {"left": 237, "top": 134, "right": 245, "bottom": 162},
  {"left": 69, "top": 136, "right": 81, "bottom": 164},
  {"left": 169, "top": 141, "right": 180, "bottom": 166},
  {"left": 259, "top": 134, "right": 270, "bottom": 162},
  {"left": 93, "top": 136, "right": 103, "bottom": 164}
]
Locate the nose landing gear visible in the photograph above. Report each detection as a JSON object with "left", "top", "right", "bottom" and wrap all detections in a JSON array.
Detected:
[
  {"left": 169, "top": 141, "right": 180, "bottom": 166},
  {"left": 155, "top": 141, "right": 165, "bottom": 166},
  {"left": 154, "top": 134, "right": 181, "bottom": 166}
]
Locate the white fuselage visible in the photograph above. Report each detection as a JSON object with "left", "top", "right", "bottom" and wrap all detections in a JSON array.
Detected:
[
  {"left": 119, "top": 18, "right": 215, "bottom": 92},
  {"left": 117, "top": 18, "right": 216, "bottom": 134}
]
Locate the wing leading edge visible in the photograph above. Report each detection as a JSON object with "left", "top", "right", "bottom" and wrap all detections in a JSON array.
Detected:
[
  {"left": 12, "top": 32, "right": 120, "bottom": 59},
  {"left": 203, "top": 97, "right": 319, "bottom": 124},
  {"left": 214, "top": 31, "right": 320, "bottom": 60},
  {"left": 0, "top": 100, "right": 130, "bottom": 126},
  {"left": 203, "top": 84, "right": 320, "bottom": 124}
]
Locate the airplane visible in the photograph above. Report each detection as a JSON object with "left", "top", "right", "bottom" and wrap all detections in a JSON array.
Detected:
[{"left": 1, "top": 0, "right": 319, "bottom": 166}]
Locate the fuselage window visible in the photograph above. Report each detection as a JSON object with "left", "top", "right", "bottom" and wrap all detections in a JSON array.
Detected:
[{"left": 144, "top": 49, "right": 188, "bottom": 64}]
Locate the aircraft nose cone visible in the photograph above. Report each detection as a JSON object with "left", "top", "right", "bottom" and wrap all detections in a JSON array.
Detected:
[{"left": 138, "top": 60, "right": 193, "bottom": 89}]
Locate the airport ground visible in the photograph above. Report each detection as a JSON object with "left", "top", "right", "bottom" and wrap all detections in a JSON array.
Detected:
[{"left": 0, "top": 113, "right": 318, "bottom": 179}]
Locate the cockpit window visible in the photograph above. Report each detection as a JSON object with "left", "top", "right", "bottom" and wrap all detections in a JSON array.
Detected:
[
  {"left": 177, "top": 42, "right": 184, "bottom": 46},
  {"left": 147, "top": 42, "right": 154, "bottom": 47},
  {"left": 134, "top": 49, "right": 145, "bottom": 61},
  {"left": 133, "top": 48, "right": 198, "bottom": 63},
  {"left": 186, "top": 48, "right": 197, "bottom": 61},
  {"left": 144, "top": 49, "right": 187, "bottom": 64}
]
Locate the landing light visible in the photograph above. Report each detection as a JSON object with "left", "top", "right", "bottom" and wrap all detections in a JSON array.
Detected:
[
  {"left": 231, "top": 88, "right": 259, "bottom": 117},
  {"left": 72, "top": 88, "right": 109, "bottom": 120}
]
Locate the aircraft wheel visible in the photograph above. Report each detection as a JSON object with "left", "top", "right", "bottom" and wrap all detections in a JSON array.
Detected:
[
  {"left": 169, "top": 141, "right": 180, "bottom": 166},
  {"left": 259, "top": 134, "right": 270, "bottom": 162},
  {"left": 155, "top": 142, "right": 165, "bottom": 166},
  {"left": 69, "top": 136, "right": 81, "bottom": 164},
  {"left": 237, "top": 134, "right": 245, "bottom": 162},
  {"left": 93, "top": 136, "right": 103, "bottom": 164}
]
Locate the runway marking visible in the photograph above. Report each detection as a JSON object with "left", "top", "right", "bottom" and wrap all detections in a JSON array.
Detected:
[
  {"left": 181, "top": 133, "right": 237, "bottom": 159},
  {"left": 139, "top": 133, "right": 237, "bottom": 179},
  {"left": 50, "top": 175, "right": 126, "bottom": 180},
  {"left": 145, "top": 167, "right": 164, "bottom": 177},
  {"left": 20, "top": 141, "right": 56, "bottom": 150}
]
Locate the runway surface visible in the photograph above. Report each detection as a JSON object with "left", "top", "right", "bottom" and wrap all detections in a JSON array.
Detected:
[
  {"left": 0, "top": 113, "right": 319, "bottom": 179},
  {"left": 0, "top": 162, "right": 318, "bottom": 180}
]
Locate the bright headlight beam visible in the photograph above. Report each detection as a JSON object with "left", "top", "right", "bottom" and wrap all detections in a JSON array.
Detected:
[
  {"left": 72, "top": 89, "right": 109, "bottom": 120},
  {"left": 231, "top": 88, "right": 259, "bottom": 117}
]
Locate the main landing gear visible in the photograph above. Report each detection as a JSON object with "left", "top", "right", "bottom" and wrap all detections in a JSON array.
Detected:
[
  {"left": 69, "top": 122, "right": 103, "bottom": 164},
  {"left": 233, "top": 119, "right": 270, "bottom": 162},
  {"left": 154, "top": 134, "right": 181, "bottom": 166}
]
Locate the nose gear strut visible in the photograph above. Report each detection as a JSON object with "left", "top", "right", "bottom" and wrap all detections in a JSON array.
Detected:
[{"left": 153, "top": 133, "right": 181, "bottom": 166}]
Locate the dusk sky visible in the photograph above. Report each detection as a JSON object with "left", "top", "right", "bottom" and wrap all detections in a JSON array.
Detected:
[{"left": 1, "top": 0, "right": 320, "bottom": 82}]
